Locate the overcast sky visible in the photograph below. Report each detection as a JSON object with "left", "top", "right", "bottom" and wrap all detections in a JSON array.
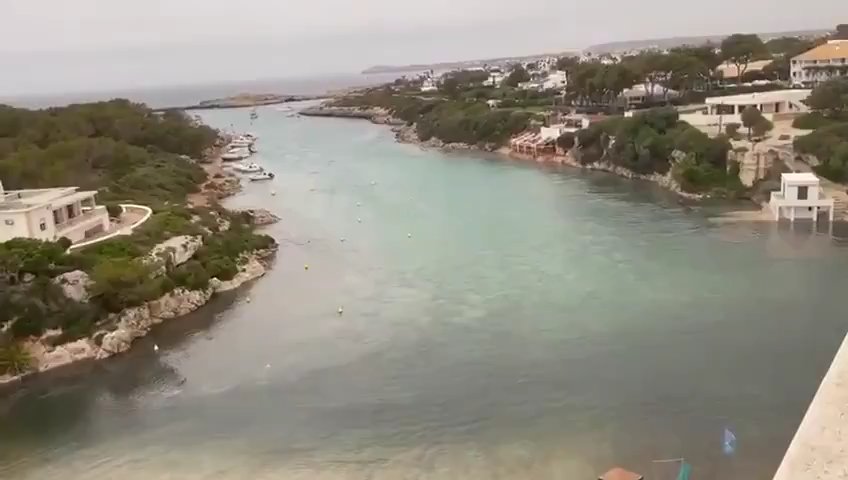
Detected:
[{"left": 1, "top": 0, "right": 843, "bottom": 95}]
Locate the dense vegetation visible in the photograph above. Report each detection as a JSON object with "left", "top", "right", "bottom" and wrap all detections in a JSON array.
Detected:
[
  {"left": 573, "top": 108, "right": 738, "bottom": 193},
  {"left": 793, "top": 78, "right": 848, "bottom": 181},
  {"left": 332, "top": 87, "right": 536, "bottom": 147},
  {"left": 0, "top": 101, "right": 274, "bottom": 374},
  {"left": 0, "top": 101, "right": 217, "bottom": 207}
]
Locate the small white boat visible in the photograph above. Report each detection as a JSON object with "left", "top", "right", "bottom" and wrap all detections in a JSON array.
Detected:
[
  {"left": 221, "top": 148, "right": 251, "bottom": 161},
  {"left": 248, "top": 172, "right": 275, "bottom": 182},
  {"left": 231, "top": 162, "right": 263, "bottom": 173},
  {"left": 228, "top": 139, "right": 253, "bottom": 148}
]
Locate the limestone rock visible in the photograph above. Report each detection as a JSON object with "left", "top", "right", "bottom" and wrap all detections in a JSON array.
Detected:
[
  {"left": 210, "top": 256, "right": 267, "bottom": 293},
  {"left": 99, "top": 328, "right": 138, "bottom": 356},
  {"left": 53, "top": 270, "right": 92, "bottom": 303},
  {"left": 148, "top": 288, "right": 213, "bottom": 320},
  {"left": 39, "top": 339, "right": 96, "bottom": 371},
  {"left": 145, "top": 235, "right": 203, "bottom": 274},
  {"left": 241, "top": 208, "right": 280, "bottom": 226}
]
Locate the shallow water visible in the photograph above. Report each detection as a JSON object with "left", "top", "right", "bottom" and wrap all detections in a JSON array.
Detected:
[{"left": 2, "top": 106, "right": 847, "bottom": 479}]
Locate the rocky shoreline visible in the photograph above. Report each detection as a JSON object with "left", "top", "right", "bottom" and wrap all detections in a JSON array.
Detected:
[
  {"left": 0, "top": 140, "right": 283, "bottom": 388},
  {"left": 0, "top": 239, "right": 278, "bottom": 389},
  {"left": 301, "top": 104, "right": 702, "bottom": 198}
]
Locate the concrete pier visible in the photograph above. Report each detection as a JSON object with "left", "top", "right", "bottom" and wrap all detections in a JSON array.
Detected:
[{"left": 773, "top": 334, "right": 848, "bottom": 479}]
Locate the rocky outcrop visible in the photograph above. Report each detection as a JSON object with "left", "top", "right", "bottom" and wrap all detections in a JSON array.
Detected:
[
  {"left": 203, "top": 175, "right": 242, "bottom": 200},
  {"left": 393, "top": 124, "right": 482, "bottom": 152},
  {"left": 209, "top": 256, "right": 267, "bottom": 293},
  {"left": 240, "top": 208, "right": 280, "bottom": 227},
  {"left": 53, "top": 270, "right": 92, "bottom": 303},
  {"left": 38, "top": 339, "right": 97, "bottom": 372},
  {"left": 99, "top": 287, "right": 213, "bottom": 356},
  {"left": 144, "top": 235, "right": 203, "bottom": 275}
]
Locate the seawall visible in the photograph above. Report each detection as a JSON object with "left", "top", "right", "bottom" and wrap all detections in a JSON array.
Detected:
[{"left": 772, "top": 333, "right": 848, "bottom": 479}]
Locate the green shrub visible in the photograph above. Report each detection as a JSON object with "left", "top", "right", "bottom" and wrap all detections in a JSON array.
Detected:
[
  {"left": 725, "top": 123, "right": 742, "bottom": 139},
  {"left": 10, "top": 307, "right": 47, "bottom": 338},
  {"left": 105, "top": 203, "right": 124, "bottom": 218},
  {"left": 0, "top": 342, "right": 32, "bottom": 376},
  {"left": 56, "top": 237, "right": 72, "bottom": 251},
  {"left": 202, "top": 256, "right": 238, "bottom": 281},
  {"left": 88, "top": 258, "right": 161, "bottom": 312},
  {"left": 170, "top": 260, "right": 211, "bottom": 290},
  {"left": 794, "top": 122, "right": 848, "bottom": 161}
]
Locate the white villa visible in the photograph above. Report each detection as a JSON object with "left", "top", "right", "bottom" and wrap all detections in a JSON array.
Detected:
[
  {"left": 0, "top": 182, "right": 111, "bottom": 244},
  {"left": 484, "top": 72, "right": 505, "bottom": 87},
  {"left": 680, "top": 89, "right": 811, "bottom": 127},
  {"left": 791, "top": 39, "right": 848, "bottom": 87},
  {"left": 420, "top": 79, "right": 438, "bottom": 93},
  {"left": 541, "top": 71, "right": 568, "bottom": 91},
  {"left": 769, "top": 173, "right": 834, "bottom": 223},
  {"left": 620, "top": 84, "right": 679, "bottom": 107}
]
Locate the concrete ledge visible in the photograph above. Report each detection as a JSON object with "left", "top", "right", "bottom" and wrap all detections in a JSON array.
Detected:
[{"left": 773, "top": 334, "right": 848, "bottom": 480}]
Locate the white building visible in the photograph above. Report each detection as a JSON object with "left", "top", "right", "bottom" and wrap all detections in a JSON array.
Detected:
[
  {"left": 542, "top": 71, "right": 568, "bottom": 91},
  {"left": 769, "top": 173, "right": 834, "bottom": 222},
  {"left": 0, "top": 182, "right": 111, "bottom": 244},
  {"left": 484, "top": 72, "right": 505, "bottom": 87},
  {"left": 791, "top": 39, "right": 848, "bottom": 87},
  {"left": 420, "top": 79, "right": 438, "bottom": 93},
  {"left": 680, "top": 89, "right": 811, "bottom": 127},
  {"left": 620, "top": 84, "right": 679, "bottom": 107},
  {"left": 716, "top": 59, "right": 774, "bottom": 81}
]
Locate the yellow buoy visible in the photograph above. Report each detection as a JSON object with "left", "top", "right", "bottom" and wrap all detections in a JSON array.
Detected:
[
  {"left": 338, "top": 306, "right": 344, "bottom": 315},
  {"left": 407, "top": 233, "right": 412, "bottom": 238},
  {"left": 304, "top": 264, "right": 309, "bottom": 270},
  {"left": 357, "top": 218, "right": 362, "bottom": 223},
  {"left": 270, "top": 190, "right": 277, "bottom": 196}
]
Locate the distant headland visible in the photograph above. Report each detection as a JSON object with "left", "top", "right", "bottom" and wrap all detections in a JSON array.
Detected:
[{"left": 158, "top": 93, "right": 326, "bottom": 111}]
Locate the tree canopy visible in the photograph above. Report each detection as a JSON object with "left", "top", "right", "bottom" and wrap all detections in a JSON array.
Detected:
[
  {"left": 721, "top": 34, "right": 768, "bottom": 82},
  {"left": 807, "top": 78, "right": 848, "bottom": 118},
  {"left": 504, "top": 65, "right": 531, "bottom": 87}
]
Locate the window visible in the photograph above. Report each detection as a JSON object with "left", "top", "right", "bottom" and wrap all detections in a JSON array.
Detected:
[
  {"left": 4, "top": 219, "right": 13, "bottom": 226},
  {"left": 797, "top": 186, "right": 809, "bottom": 200},
  {"left": 39, "top": 219, "right": 47, "bottom": 231},
  {"left": 66, "top": 204, "right": 75, "bottom": 219}
]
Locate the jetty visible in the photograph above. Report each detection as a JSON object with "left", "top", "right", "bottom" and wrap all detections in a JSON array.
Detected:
[{"left": 772, "top": 333, "right": 848, "bottom": 479}]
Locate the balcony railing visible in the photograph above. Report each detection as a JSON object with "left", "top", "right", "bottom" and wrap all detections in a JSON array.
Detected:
[
  {"left": 770, "top": 191, "right": 831, "bottom": 205},
  {"left": 55, "top": 206, "right": 107, "bottom": 233}
]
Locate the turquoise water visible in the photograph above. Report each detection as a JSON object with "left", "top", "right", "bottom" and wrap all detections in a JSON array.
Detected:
[{"left": 2, "top": 105, "right": 848, "bottom": 479}]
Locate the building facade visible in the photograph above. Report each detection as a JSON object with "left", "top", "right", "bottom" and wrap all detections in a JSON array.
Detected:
[
  {"left": 791, "top": 40, "right": 848, "bottom": 87},
  {"left": 679, "top": 89, "right": 811, "bottom": 127},
  {"left": 0, "top": 183, "right": 111, "bottom": 244},
  {"left": 769, "top": 173, "right": 834, "bottom": 222}
]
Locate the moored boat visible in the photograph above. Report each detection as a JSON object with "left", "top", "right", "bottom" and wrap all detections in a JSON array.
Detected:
[
  {"left": 231, "top": 162, "right": 263, "bottom": 173},
  {"left": 248, "top": 172, "right": 275, "bottom": 182},
  {"left": 221, "top": 148, "right": 251, "bottom": 161}
]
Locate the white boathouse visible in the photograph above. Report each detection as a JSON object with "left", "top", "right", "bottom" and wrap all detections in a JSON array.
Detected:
[{"left": 769, "top": 173, "right": 834, "bottom": 222}]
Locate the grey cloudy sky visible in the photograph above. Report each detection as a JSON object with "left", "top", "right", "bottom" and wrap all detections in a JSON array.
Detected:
[{"left": 1, "top": 0, "right": 843, "bottom": 95}]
